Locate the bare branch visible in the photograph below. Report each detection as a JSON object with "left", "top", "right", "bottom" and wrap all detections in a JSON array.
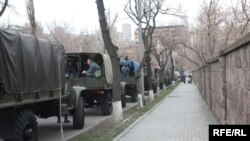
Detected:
[
  {"left": 0, "top": 0, "right": 8, "bottom": 17},
  {"left": 26, "top": 0, "right": 37, "bottom": 36},
  {"left": 240, "top": 0, "right": 250, "bottom": 34}
]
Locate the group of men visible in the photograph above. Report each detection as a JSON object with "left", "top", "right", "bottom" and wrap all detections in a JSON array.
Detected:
[
  {"left": 120, "top": 56, "right": 138, "bottom": 77},
  {"left": 181, "top": 74, "right": 192, "bottom": 84},
  {"left": 67, "top": 56, "right": 137, "bottom": 79}
]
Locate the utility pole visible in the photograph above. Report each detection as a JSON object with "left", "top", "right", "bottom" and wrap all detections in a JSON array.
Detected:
[{"left": 137, "top": 0, "right": 145, "bottom": 107}]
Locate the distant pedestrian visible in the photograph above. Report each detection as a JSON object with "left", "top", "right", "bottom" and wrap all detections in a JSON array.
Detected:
[
  {"left": 188, "top": 75, "right": 192, "bottom": 84},
  {"left": 181, "top": 75, "right": 186, "bottom": 83}
]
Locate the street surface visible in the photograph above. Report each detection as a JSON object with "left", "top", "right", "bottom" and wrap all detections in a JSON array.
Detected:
[{"left": 0, "top": 101, "right": 137, "bottom": 141}]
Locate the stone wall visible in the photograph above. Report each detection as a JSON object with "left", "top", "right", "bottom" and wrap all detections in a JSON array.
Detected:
[{"left": 193, "top": 33, "right": 250, "bottom": 124}]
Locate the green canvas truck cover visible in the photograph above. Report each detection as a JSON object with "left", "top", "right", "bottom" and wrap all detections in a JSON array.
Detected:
[{"left": 0, "top": 29, "right": 65, "bottom": 93}]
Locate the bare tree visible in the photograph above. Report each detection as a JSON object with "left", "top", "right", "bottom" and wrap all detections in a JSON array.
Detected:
[
  {"left": 176, "top": 0, "right": 250, "bottom": 71},
  {"left": 238, "top": 0, "right": 250, "bottom": 35},
  {"left": 198, "top": 0, "right": 223, "bottom": 60},
  {"left": 125, "top": 0, "right": 178, "bottom": 94},
  {"left": 165, "top": 29, "right": 177, "bottom": 80},
  {"left": 96, "top": 0, "right": 123, "bottom": 122},
  {"left": 152, "top": 35, "right": 170, "bottom": 86},
  {"left": 177, "top": 0, "right": 223, "bottom": 69},
  {"left": 177, "top": 28, "right": 207, "bottom": 68},
  {"left": 20, "top": 22, "right": 43, "bottom": 37},
  {"left": 222, "top": 0, "right": 250, "bottom": 47},
  {"left": 155, "top": 25, "right": 189, "bottom": 80},
  {"left": 94, "top": 11, "right": 120, "bottom": 53},
  {"left": 26, "top": 0, "right": 37, "bottom": 36}
]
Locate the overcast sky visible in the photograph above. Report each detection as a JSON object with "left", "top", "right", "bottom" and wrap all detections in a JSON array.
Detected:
[{"left": 0, "top": 0, "right": 231, "bottom": 34}]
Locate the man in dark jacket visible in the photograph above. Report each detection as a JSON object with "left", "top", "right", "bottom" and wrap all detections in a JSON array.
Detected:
[
  {"left": 82, "top": 58, "right": 101, "bottom": 77},
  {"left": 67, "top": 61, "right": 76, "bottom": 76}
]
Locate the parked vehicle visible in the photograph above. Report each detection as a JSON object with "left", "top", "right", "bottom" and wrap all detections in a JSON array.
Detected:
[
  {"left": 0, "top": 29, "right": 84, "bottom": 141},
  {"left": 65, "top": 52, "right": 126, "bottom": 114},
  {"left": 120, "top": 59, "right": 138, "bottom": 102}
]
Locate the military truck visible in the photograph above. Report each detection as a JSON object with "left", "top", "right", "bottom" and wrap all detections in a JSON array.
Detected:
[
  {"left": 120, "top": 59, "right": 138, "bottom": 102},
  {"left": 0, "top": 30, "right": 84, "bottom": 141},
  {"left": 65, "top": 52, "right": 126, "bottom": 115}
]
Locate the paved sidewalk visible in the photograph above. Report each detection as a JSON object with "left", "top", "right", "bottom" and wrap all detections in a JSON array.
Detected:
[{"left": 114, "top": 83, "right": 218, "bottom": 141}]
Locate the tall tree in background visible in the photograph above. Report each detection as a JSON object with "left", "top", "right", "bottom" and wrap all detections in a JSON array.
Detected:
[
  {"left": 178, "top": 0, "right": 223, "bottom": 69},
  {"left": 0, "top": 0, "right": 8, "bottom": 17},
  {"left": 125, "top": 0, "right": 174, "bottom": 100},
  {"left": 96, "top": 0, "right": 123, "bottom": 122},
  {"left": 94, "top": 11, "right": 119, "bottom": 53},
  {"left": 197, "top": 0, "right": 223, "bottom": 60},
  {"left": 47, "top": 22, "right": 97, "bottom": 52},
  {"left": 237, "top": 0, "right": 250, "bottom": 35},
  {"left": 152, "top": 31, "right": 170, "bottom": 88},
  {"left": 178, "top": 29, "right": 207, "bottom": 68},
  {"left": 26, "top": 0, "right": 37, "bottom": 36},
  {"left": 165, "top": 29, "right": 177, "bottom": 81},
  {"left": 222, "top": 0, "right": 250, "bottom": 47}
]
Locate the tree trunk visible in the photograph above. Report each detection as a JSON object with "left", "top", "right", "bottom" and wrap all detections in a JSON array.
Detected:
[
  {"left": 0, "top": 0, "right": 8, "bottom": 17},
  {"left": 145, "top": 53, "right": 154, "bottom": 101},
  {"left": 96, "top": 0, "right": 123, "bottom": 122},
  {"left": 26, "top": 0, "right": 37, "bottom": 36},
  {"left": 159, "top": 69, "right": 164, "bottom": 89},
  {"left": 156, "top": 69, "right": 160, "bottom": 94},
  {"left": 170, "top": 51, "right": 174, "bottom": 81}
]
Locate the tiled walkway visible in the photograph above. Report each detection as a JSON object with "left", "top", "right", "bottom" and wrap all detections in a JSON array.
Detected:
[{"left": 114, "top": 83, "right": 218, "bottom": 141}]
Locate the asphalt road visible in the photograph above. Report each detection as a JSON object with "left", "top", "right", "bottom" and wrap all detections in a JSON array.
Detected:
[
  {"left": 0, "top": 101, "right": 137, "bottom": 141},
  {"left": 42, "top": 101, "right": 138, "bottom": 141}
]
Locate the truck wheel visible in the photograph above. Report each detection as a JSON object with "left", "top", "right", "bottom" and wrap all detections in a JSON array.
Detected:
[
  {"left": 121, "top": 94, "right": 126, "bottom": 108},
  {"left": 101, "top": 92, "right": 112, "bottom": 115},
  {"left": 73, "top": 97, "right": 85, "bottom": 129},
  {"left": 13, "top": 109, "right": 38, "bottom": 141}
]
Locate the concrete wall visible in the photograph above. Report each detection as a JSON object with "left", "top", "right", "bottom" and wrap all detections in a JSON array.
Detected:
[{"left": 193, "top": 33, "right": 250, "bottom": 124}]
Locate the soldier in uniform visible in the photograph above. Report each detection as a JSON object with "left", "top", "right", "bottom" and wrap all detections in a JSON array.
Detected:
[{"left": 82, "top": 58, "right": 101, "bottom": 77}]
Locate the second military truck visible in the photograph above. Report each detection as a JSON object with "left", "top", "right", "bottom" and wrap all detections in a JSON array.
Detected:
[{"left": 65, "top": 52, "right": 126, "bottom": 115}]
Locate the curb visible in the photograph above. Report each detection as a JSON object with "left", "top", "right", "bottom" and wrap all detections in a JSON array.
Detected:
[
  {"left": 112, "top": 84, "right": 180, "bottom": 141},
  {"left": 64, "top": 115, "right": 112, "bottom": 141},
  {"left": 64, "top": 102, "right": 138, "bottom": 141}
]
